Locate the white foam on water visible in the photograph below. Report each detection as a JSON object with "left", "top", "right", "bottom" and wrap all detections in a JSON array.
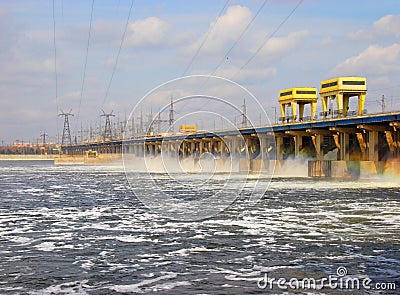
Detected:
[
  {"left": 99, "top": 250, "right": 109, "bottom": 257},
  {"left": 221, "top": 283, "right": 238, "bottom": 288},
  {"left": 106, "top": 262, "right": 134, "bottom": 271},
  {"left": 167, "top": 246, "right": 218, "bottom": 257},
  {"left": 30, "top": 280, "right": 90, "bottom": 295},
  {"left": 269, "top": 178, "right": 400, "bottom": 190},
  {"left": 87, "top": 223, "right": 112, "bottom": 230},
  {"left": 116, "top": 236, "right": 153, "bottom": 243},
  {"left": 190, "top": 234, "right": 207, "bottom": 239},
  {"left": 8, "top": 236, "right": 32, "bottom": 245},
  {"left": 59, "top": 244, "right": 75, "bottom": 249},
  {"left": 154, "top": 261, "right": 173, "bottom": 267},
  {"left": 81, "top": 260, "right": 95, "bottom": 270},
  {"left": 0, "top": 286, "right": 24, "bottom": 292},
  {"left": 111, "top": 273, "right": 178, "bottom": 293},
  {"left": 213, "top": 231, "right": 235, "bottom": 236},
  {"left": 34, "top": 242, "right": 55, "bottom": 252},
  {"left": 204, "top": 218, "right": 270, "bottom": 230},
  {"left": 148, "top": 280, "right": 192, "bottom": 292},
  {"left": 212, "top": 268, "right": 261, "bottom": 282},
  {"left": 141, "top": 272, "right": 155, "bottom": 278}
]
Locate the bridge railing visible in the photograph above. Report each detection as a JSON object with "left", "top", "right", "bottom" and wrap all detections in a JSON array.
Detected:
[{"left": 276, "top": 109, "right": 372, "bottom": 125}]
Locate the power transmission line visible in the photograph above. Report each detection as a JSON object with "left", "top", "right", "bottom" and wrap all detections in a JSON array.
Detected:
[
  {"left": 210, "top": 0, "right": 269, "bottom": 77},
  {"left": 241, "top": 98, "right": 249, "bottom": 127},
  {"left": 232, "top": 0, "right": 304, "bottom": 80},
  {"left": 196, "top": 0, "right": 268, "bottom": 97},
  {"left": 181, "top": 0, "right": 231, "bottom": 77},
  {"left": 180, "top": 1, "right": 268, "bottom": 112},
  {"left": 102, "top": 0, "right": 134, "bottom": 108},
  {"left": 77, "top": 0, "right": 95, "bottom": 119},
  {"left": 101, "top": 110, "right": 115, "bottom": 142},
  {"left": 59, "top": 110, "right": 74, "bottom": 146},
  {"left": 192, "top": 1, "right": 302, "bottom": 124}
]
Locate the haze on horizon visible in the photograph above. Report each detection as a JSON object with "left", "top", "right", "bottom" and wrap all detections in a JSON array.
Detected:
[{"left": 0, "top": 0, "right": 399, "bottom": 144}]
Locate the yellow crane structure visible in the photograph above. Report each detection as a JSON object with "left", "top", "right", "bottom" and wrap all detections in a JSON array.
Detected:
[
  {"left": 278, "top": 87, "right": 318, "bottom": 122},
  {"left": 319, "top": 76, "right": 367, "bottom": 118}
]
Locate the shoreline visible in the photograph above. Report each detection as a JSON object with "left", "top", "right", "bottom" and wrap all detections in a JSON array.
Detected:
[{"left": 0, "top": 155, "right": 56, "bottom": 161}]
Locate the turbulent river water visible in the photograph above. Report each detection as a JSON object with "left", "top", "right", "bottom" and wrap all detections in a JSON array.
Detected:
[{"left": 0, "top": 161, "right": 399, "bottom": 294}]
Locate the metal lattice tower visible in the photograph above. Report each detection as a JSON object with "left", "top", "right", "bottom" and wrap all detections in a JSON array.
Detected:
[
  {"left": 139, "top": 111, "right": 144, "bottom": 136},
  {"left": 59, "top": 110, "right": 74, "bottom": 146},
  {"left": 40, "top": 131, "right": 48, "bottom": 146},
  {"left": 101, "top": 110, "right": 115, "bottom": 142},
  {"left": 241, "top": 98, "right": 249, "bottom": 127},
  {"left": 169, "top": 96, "right": 174, "bottom": 132},
  {"left": 147, "top": 108, "right": 154, "bottom": 134},
  {"left": 152, "top": 111, "right": 170, "bottom": 135}
]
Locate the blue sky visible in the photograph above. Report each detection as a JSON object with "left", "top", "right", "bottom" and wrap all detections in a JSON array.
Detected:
[{"left": 0, "top": 0, "right": 399, "bottom": 143}]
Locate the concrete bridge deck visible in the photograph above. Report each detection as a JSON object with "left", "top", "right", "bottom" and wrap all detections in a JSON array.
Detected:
[{"left": 59, "top": 112, "right": 400, "bottom": 178}]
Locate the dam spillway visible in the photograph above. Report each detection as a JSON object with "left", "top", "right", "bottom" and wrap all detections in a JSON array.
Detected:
[{"left": 57, "top": 111, "right": 400, "bottom": 178}]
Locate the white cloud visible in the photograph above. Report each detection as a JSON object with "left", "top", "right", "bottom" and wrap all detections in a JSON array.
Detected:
[
  {"left": 185, "top": 5, "right": 252, "bottom": 55},
  {"left": 126, "top": 17, "right": 170, "bottom": 48},
  {"left": 257, "top": 30, "right": 310, "bottom": 64},
  {"left": 373, "top": 14, "right": 400, "bottom": 38},
  {"left": 348, "top": 14, "right": 400, "bottom": 40},
  {"left": 0, "top": 53, "right": 54, "bottom": 87},
  {"left": 332, "top": 43, "right": 400, "bottom": 76},
  {"left": 347, "top": 28, "right": 374, "bottom": 41}
]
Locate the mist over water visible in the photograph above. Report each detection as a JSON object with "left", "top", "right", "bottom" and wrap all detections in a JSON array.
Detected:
[
  {"left": 124, "top": 153, "right": 239, "bottom": 174},
  {"left": 0, "top": 161, "right": 399, "bottom": 294}
]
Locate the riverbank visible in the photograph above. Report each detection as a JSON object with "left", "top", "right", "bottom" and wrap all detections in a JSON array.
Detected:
[{"left": 0, "top": 155, "right": 56, "bottom": 161}]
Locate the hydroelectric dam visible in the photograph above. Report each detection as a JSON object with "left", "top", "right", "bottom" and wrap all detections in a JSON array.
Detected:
[{"left": 56, "top": 76, "right": 400, "bottom": 178}]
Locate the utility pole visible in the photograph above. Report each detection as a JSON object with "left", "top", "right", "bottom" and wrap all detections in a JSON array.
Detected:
[
  {"left": 89, "top": 123, "right": 93, "bottom": 142},
  {"left": 241, "top": 98, "right": 249, "bottom": 127},
  {"left": 147, "top": 108, "right": 154, "bottom": 135},
  {"left": 139, "top": 111, "right": 144, "bottom": 136},
  {"left": 59, "top": 110, "right": 74, "bottom": 146},
  {"left": 169, "top": 96, "right": 174, "bottom": 133},
  {"left": 131, "top": 114, "right": 136, "bottom": 138},
  {"left": 382, "top": 94, "right": 386, "bottom": 113},
  {"left": 157, "top": 112, "right": 161, "bottom": 134},
  {"left": 40, "top": 131, "right": 48, "bottom": 146},
  {"left": 101, "top": 110, "right": 115, "bottom": 142},
  {"left": 80, "top": 123, "right": 83, "bottom": 143}
]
